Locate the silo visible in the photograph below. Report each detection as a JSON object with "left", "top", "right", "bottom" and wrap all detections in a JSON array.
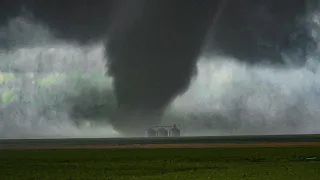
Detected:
[
  {"left": 169, "top": 124, "right": 181, "bottom": 137},
  {"left": 156, "top": 127, "right": 169, "bottom": 137},
  {"left": 145, "top": 127, "right": 157, "bottom": 137}
]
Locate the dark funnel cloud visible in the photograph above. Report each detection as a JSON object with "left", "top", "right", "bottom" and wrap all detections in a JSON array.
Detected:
[
  {"left": 0, "top": 0, "right": 317, "bottom": 135},
  {"left": 106, "top": 0, "right": 221, "bottom": 134}
]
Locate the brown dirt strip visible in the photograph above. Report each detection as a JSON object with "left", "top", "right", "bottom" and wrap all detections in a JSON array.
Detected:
[{"left": 1, "top": 142, "right": 320, "bottom": 150}]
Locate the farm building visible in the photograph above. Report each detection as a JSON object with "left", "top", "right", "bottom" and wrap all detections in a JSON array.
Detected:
[
  {"left": 169, "top": 124, "right": 181, "bottom": 137},
  {"left": 145, "top": 127, "right": 157, "bottom": 137},
  {"left": 145, "top": 124, "right": 181, "bottom": 137}
]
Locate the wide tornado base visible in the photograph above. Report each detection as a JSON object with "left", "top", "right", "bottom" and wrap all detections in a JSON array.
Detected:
[{"left": 110, "top": 111, "right": 163, "bottom": 137}]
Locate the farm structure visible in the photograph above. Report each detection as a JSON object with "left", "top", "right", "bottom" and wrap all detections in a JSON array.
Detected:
[{"left": 145, "top": 124, "right": 181, "bottom": 137}]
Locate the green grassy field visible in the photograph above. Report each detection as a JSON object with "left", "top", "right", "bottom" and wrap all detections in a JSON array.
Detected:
[{"left": 1, "top": 147, "right": 320, "bottom": 180}]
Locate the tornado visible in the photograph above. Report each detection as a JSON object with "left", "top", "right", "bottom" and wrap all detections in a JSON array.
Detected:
[{"left": 105, "top": 0, "right": 221, "bottom": 134}]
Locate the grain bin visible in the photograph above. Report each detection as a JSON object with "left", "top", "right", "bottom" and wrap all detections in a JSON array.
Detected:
[
  {"left": 156, "top": 127, "right": 169, "bottom": 137},
  {"left": 145, "top": 127, "right": 157, "bottom": 137},
  {"left": 169, "top": 124, "right": 180, "bottom": 137}
]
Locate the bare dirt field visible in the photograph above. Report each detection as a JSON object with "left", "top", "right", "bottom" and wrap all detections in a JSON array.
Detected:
[
  {"left": 2, "top": 134, "right": 320, "bottom": 150},
  {"left": 2, "top": 142, "right": 320, "bottom": 150}
]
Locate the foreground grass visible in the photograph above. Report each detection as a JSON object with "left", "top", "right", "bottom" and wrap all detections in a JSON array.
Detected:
[{"left": 0, "top": 147, "right": 320, "bottom": 180}]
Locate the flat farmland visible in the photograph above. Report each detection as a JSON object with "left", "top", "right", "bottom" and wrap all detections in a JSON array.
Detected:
[
  {"left": 1, "top": 134, "right": 320, "bottom": 180},
  {"left": 1, "top": 147, "right": 320, "bottom": 180}
]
